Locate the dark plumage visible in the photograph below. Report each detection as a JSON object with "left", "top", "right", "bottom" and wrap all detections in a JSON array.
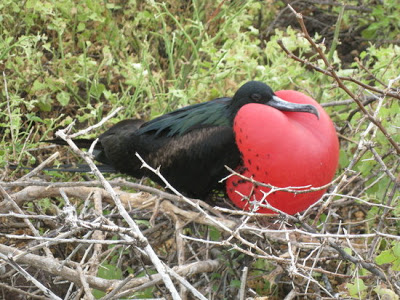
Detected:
[{"left": 48, "top": 81, "right": 319, "bottom": 198}]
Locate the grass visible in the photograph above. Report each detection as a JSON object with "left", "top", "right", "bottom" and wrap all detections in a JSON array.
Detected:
[{"left": 1, "top": 0, "right": 400, "bottom": 299}]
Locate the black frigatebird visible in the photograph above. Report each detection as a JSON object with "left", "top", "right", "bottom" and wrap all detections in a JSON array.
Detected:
[{"left": 48, "top": 81, "right": 319, "bottom": 198}]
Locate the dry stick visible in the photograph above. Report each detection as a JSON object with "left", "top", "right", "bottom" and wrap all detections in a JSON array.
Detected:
[
  {"left": 1, "top": 178, "right": 224, "bottom": 218},
  {"left": 0, "top": 186, "right": 54, "bottom": 259},
  {"left": 171, "top": 213, "right": 188, "bottom": 300},
  {"left": 113, "top": 260, "right": 219, "bottom": 298},
  {"left": 285, "top": 5, "right": 400, "bottom": 155},
  {"left": 6, "top": 186, "right": 238, "bottom": 228},
  {"left": 284, "top": 289, "right": 297, "bottom": 300},
  {"left": 101, "top": 275, "right": 136, "bottom": 300},
  {"left": 368, "top": 146, "right": 397, "bottom": 182},
  {"left": 302, "top": 0, "right": 372, "bottom": 11},
  {"left": 313, "top": 150, "right": 367, "bottom": 223},
  {"left": 6, "top": 178, "right": 395, "bottom": 287},
  {"left": 3, "top": 185, "right": 237, "bottom": 229},
  {"left": 2, "top": 225, "right": 86, "bottom": 269},
  {"left": 276, "top": 40, "right": 400, "bottom": 100},
  {"left": 115, "top": 179, "right": 225, "bottom": 218},
  {"left": 299, "top": 220, "right": 391, "bottom": 287},
  {"left": 368, "top": 182, "right": 400, "bottom": 258},
  {"left": 238, "top": 266, "right": 249, "bottom": 300},
  {"left": 55, "top": 129, "right": 181, "bottom": 300},
  {"left": 68, "top": 107, "right": 124, "bottom": 139},
  {"left": 355, "top": 58, "right": 387, "bottom": 87},
  {"left": 0, "top": 282, "right": 48, "bottom": 300},
  {"left": 77, "top": 265, "right": 95, "bottom": 300},
  {"left": 0, "top": 213, "right": 57, "bottom": 221},
  {"left": 0, "top": 243, "right": 219, "bottom": 294},
  {"left": 321, "top": 99, "right": 356, "bottom": 107},
  {"left": 166, "top": 269, "right": 208, "bottom": 300},
  {"left": 86, "top": 191, "right": 105, "bottom": 277},
  {"left": 0, "top": 233, "right": 133, "bottom": 245},
  {"left": 17, "top": 126, "right": 34, "bottom": 166},
  {"left": 223, "top": 165, "right": 344, "bottom": 194},
  {"left": 3, "top": 72, "right": 16, "bottom": 158},
  {"left": 17, "top": 152, "right": 60, "bottom": 181},
  {"left": 277, "top": 39, "right": 400, "bottom": 100},
  {"left": 239, "top": 226, "right": 400, "bottom": 241},
  {"left": 0, "top": 252, "right": 62, "bottom": 300},
  {"left": 302, "top": 244, "right": 325, "bottom": 294}
]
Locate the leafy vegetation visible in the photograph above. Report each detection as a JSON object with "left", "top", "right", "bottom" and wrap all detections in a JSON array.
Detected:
[{"left": 1, "top": 0, "right": 399, "bottom": 299}]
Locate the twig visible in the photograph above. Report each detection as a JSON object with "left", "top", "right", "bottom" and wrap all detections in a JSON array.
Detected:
[
  {"left": 111, "top": 260, "right": 220, "bottom": 298},
  {"left": 1, "top": 178, "right": 223, "bottom": 216},
  {"left": 3, "top": 72, "right": 16, "bottom": 158},
  {"left": 56, "top": 117, "right": 181, "bottom": 299},
  {"left": 0, "top": 243, "right": 219, "bottom": 294},
  {"left": 77, "top": 265, "right": 95, "bottom": 300},
  {"left": 0, "top": 282, "right": 48, "bottom": 300},
  {"left": 277, "top": 40, "right": 400, "bottom": 100},
  {"left": 167, "top": 268, "right": 208, "bottom": 300},
  {"left": 0, "top": 252, "right": 62, "bottom": 300},
  {"left": 86, "top": 190, "right": 105, "bottom": 277},
  {"left": 222, "top": 165, "right": 344, "bottom": 194},
  {"left": 0, "top": 233, "right": 135, "bottom": 245},
  {"left": 16, "top": 152, "right": 60, "bottom": 181},
  {"left": 303, "top": 0, "right": 372, "bottom": 12},
  {"left": 68, "top": 107, "right": 123, "bottom": 139},
  {"left": 239, "top": 266, "right": 249, "bottom": 300},
  {"left": 101, "top": 274, "right": 135, "bottom": 300},
  {"left": 0, "top": 185, "right": 54, "bottom": 258}
]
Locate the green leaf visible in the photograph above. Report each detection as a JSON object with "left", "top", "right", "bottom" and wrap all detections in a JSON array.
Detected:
[
  {"left": 90, "top": 83, "right": 105, "bottom": 99},
  {"left": 26, "top": 114, "right": 44, "bottom": 123},
  {"left": 77, "top": 22, "right": 85, "bottom": 32},
  {"left": 97, "top": 263, "right": 122, "bottom": 280},
  {"left": 37, "top": 99, "right": 52, "bottom": 112},
  {"left": 209, "top": 226, "right": 221, "bottom": 241},
  {"left": 392, "top": 259, "right": 400, "bottom": 271},
  {"left": 343, "top": 247, "right": 352, "bottom": 256},
  {"left": 376, "top": 250, "right": 395, "bottom": 265},
  {"left": 392, "top": 243, "right": 400, "bottom": 257},
  {"left": 347, "top": 278, "right": 367, "bottom": 298},
  {"left": 56, "top": 91, "right": 70, "bottom": 106},
  {"left": 231, "top": 279, "right": 241, "bottom": 288},
  {"left": 374, "top": 286, "right": 399, "bottom": 300}
]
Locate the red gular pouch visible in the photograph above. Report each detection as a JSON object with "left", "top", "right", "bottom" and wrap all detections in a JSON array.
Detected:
[{"left": 226, "top": 90, "right": 339, "bottom": 215}]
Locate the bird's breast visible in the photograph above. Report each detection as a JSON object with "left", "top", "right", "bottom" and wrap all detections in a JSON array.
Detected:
[{"left": 227, "top": 90, "right": 339, "bottom": 214}]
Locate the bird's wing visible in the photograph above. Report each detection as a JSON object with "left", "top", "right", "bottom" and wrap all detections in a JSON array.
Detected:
[
  {"left": 99, "top": 119, "right": 145, "bottom": 139},
  {"left": 137, "top": 97, "right": 232, "bottom": 137}
]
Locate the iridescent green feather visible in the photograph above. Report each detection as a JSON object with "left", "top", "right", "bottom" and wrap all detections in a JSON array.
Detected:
[{"left": 137, "top": 97, "right": 232, "bottom": 137}]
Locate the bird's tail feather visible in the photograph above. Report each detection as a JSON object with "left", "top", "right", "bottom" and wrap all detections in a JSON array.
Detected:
[{"left": 43, "top": 138, "right": 100, "bottom": 149}]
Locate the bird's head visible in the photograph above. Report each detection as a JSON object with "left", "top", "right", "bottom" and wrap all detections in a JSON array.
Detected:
[{"left": 229, "top": 81, "right": 319, "bottom": 119}]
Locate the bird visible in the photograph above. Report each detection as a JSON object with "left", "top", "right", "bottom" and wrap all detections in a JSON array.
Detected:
[
  {"left": 226, "top": 90, "right": 339, "bottom": 215},
  {"left": 47, "top": 81, "right": 319, "bottom": 199}
]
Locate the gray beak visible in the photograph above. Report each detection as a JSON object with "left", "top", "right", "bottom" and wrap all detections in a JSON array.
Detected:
[{"left": 268, "top": 95, "right": 320, "bottom": 119}]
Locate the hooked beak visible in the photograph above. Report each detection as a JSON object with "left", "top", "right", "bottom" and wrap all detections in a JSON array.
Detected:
[{"left": 268, "top": 95, "right": 320, "bottom": 119}]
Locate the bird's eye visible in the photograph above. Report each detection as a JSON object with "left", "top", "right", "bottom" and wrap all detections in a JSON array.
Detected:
[{"left": 251, "top": 93, "right": 262, "bottom": 101}]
